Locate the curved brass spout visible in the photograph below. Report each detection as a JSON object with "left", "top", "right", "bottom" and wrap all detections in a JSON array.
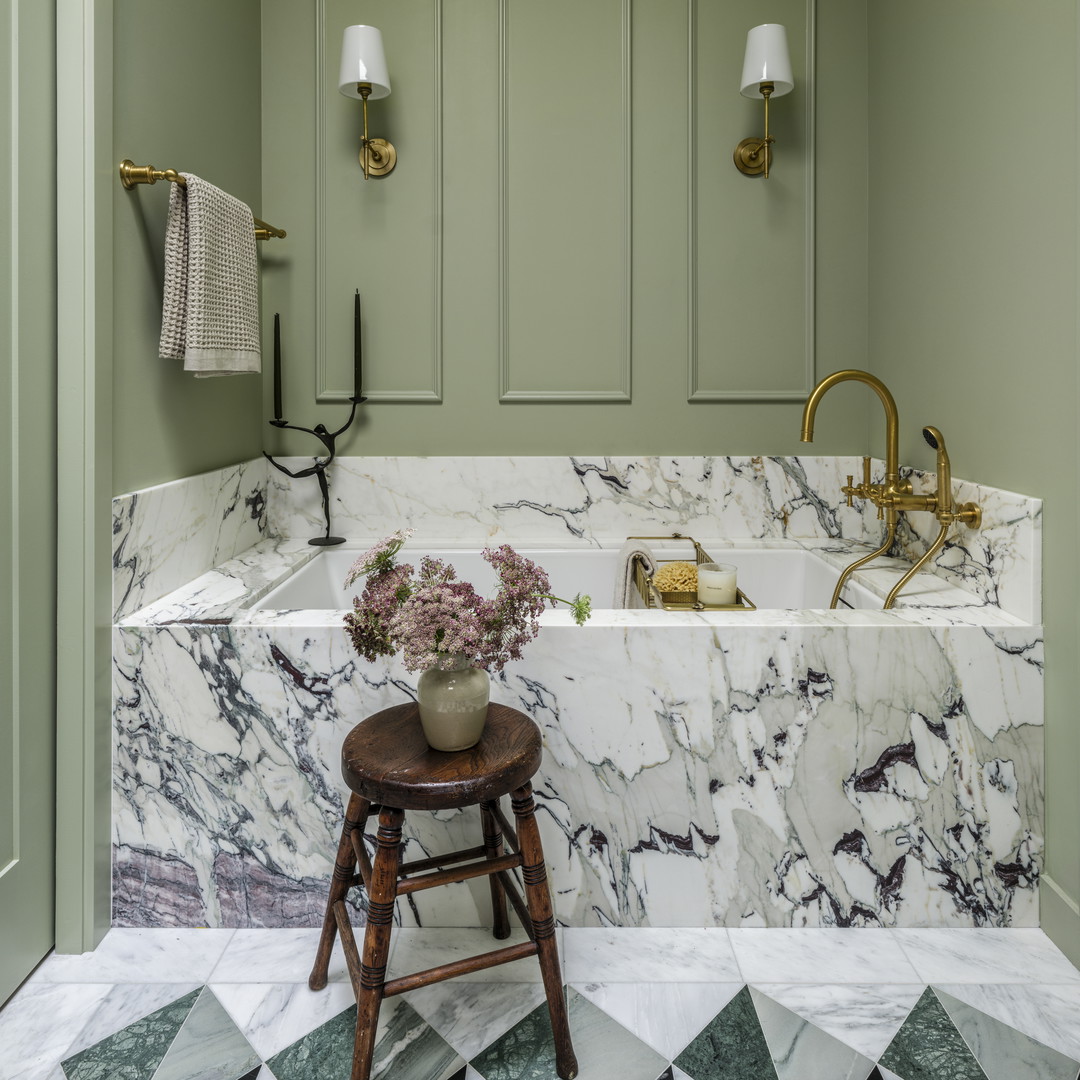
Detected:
[
  {"left": 829, "top": 520, "right": 896, "bottom": 609},
  {"left": 800, "top": 369, "right": 901, "bottom": 495},
  {"left": 884, "top": 521, "right": 949, "bottom": 609}
]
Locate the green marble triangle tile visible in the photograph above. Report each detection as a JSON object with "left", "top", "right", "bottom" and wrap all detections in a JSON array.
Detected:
[
  {"left": 932, "top": 987, "right": 1080, "bottom": 1080},
  {"left": 153, "top": 987, "right": 260, "bottom": 1080},
  {"left": 61, "top": 988, "right": 201, "bottom": 1080},
  {"left": 878, "top": 987, "right": 988, "bottom": 1080},
  {"left": 267, "top": 997, "right": 462, "bottom": 1080},
  {"left": 469, "top": 987, "right": 666, "bottom": 1080},
  {"left": 674, "top": 986, "right": 777, "bottom": 1080},
  {"left": 750, "top": 987, "right": 878, "bottom": 1080}
]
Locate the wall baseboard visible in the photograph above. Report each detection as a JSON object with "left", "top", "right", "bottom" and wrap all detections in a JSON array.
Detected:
[{"left": 1040, "top": 875, "right": 1080, "bottom": 967}]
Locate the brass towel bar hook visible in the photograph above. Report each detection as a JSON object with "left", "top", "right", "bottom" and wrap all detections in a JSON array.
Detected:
[{"left": 118, "top": 159, "right": 286, "bottom": 241}]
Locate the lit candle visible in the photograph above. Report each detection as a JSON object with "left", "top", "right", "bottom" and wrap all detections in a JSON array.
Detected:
[
  {"left": 273, "top": 313, "right": 283, "bottom": 421},
  {"left": 353, "top": 289, "right": 363, "bottom": 401}
]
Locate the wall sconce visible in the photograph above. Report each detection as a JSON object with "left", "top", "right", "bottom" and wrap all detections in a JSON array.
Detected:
[
  {"left": 733, "top": 23, "right": 793, "bottom": 179},
  {"left": 338, "top": 24, "right": 396, "bottom": 179}
]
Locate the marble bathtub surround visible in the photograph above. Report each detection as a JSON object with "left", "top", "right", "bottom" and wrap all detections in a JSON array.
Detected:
[
  {"left": 262, "top": 455, "right": 1039, "bottom": 620},
  {"left": 112, "top": 456, "right": 1040, "bottom": 623},
  {"left": 111, "top": 455, "right": 1043, "bottom": 931},
  {"left": 113, "top": 606, "right": 1042, "bottom": 929},
  {"left": 112, "top": 457, "right": 269, "bottom": 621}
]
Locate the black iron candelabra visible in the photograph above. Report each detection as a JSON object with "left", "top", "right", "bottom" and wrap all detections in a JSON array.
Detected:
[{"left": 264, "top": 397, "right": 363, "bottom": 546}]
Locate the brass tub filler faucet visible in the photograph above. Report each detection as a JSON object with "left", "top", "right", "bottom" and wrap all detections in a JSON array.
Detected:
[{"left": 800, "top": 370, "right": 981, "bottom": 609}]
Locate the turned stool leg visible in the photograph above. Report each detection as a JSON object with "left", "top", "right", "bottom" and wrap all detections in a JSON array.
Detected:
[
  {"left": 310, "top": 793, "right": 370, "bottom": 991},
  {"left": 480, "top": 799, "right": 511, "bottom": 939},
  {"left": 349, "top": 805, "right": 403, "bottom": 1080},
  {"left": 512, "top": 784, "right": 578, "bottom": 1080}
]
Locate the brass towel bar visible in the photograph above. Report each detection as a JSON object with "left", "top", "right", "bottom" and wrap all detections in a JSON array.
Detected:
[{"left": 118, "top": 159, "right": 286, "bottom": 241}]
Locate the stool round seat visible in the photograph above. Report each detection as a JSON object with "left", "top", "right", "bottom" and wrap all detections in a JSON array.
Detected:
[{"left": 341, "top": 701, "right": 542, "bottom": 811}]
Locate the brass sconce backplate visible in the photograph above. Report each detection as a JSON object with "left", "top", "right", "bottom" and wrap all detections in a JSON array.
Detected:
[
  {"left": 733, "top": 137, "right": 771, "bottom": 177},
  {"left": 361, "top": 138, "right": 397, "bottom": 177}
]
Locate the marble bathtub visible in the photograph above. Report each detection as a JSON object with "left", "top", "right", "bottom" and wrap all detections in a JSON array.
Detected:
[{"left": 112, "top": 456, "right": 1044, "bottom": 932}]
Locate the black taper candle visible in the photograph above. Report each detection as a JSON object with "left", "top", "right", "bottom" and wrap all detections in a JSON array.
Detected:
[
  {"left": 273, "top": 313, "right": 283, "bottom": 421},
  {"left": 353, "top": 289, "right": 363, "bottom": 401}
]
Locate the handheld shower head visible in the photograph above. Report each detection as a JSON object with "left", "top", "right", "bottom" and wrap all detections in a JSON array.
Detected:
[{"left": 921, "top": 426, "right": 952, "bottom": 514}]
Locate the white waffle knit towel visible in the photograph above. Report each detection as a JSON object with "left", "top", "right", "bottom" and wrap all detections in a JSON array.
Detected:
[{"left": 159, "top": 173, "right": 261, "bottom": 376}]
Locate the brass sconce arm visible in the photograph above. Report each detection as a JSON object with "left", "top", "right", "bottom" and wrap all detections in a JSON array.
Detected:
[
  {"left": 356, "top": 83, "right": 396, "bottom": 180},
  {"left": 734, "top": 82, "right": 776, "bottom": 179}
]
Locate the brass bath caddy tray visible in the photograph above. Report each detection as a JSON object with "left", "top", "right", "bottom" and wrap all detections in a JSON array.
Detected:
[{"left": 628, "top": 534, "right": 756, "bottom": 612}]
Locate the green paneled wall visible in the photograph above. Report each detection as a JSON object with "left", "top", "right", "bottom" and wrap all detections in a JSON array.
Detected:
[
  {"left": 261, "top": 0, "right": 869, "bottom": 460},
  {"left": 111, "top": 0, "right": 264, "bottom": 495},
  {"left": 867, "top": 1, "right": 1080, "bottom": 960}
]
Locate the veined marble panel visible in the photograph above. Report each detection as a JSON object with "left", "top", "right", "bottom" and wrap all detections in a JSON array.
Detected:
[
  {"left": 112, "top": 614, "right": 1042, "bottom": 930},
  {"left": 889, "top": 465, "right": 1042, "bottom": 624},
  {"left": 262, "top": 455, "right": 1039, "bottom": 621},
  {"left": 113, "top": 458, "right": 269, "bottom": 621},
  {"left": 264, "top": 456, "right": 874, "bottom": 545}
]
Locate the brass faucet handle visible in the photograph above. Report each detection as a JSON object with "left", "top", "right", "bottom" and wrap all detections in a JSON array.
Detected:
[
  {"left": 842, "top": 475, "right": 856, "bottom": 507},
  {"left": 951, "top": 501, "right": 982, "bottom": 529}
]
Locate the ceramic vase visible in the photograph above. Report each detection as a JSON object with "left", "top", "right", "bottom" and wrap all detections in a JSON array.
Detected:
[{"left": 416, "top": 653, "right": 490, "bottom": 751}]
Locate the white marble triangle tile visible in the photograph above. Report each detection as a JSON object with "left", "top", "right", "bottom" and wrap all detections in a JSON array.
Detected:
[
  {"left": 876, "top": 1067, "right": 905, "bottom": 1080},
  {"left": 893, "top": 929, "right": 1080, "bottom": 985},
  {"left": 933, "top": 983, "right": 1080, "bottom": 1064},
  {"left": 212, "top": 981, "right": 357, "bottom": 1060},
  {"left": 750, "top": 983, "right": 923, "bottom": 1061},
  {"left": 562, "top": 928, "right": 739, "bottom": 983},
  {"left": 209, "top": 928, "right": 358, "bottom": 985},
  {"left": 670, "top": 1067, "right": 693, "bottom": 1080},
  {"left": 572, "top": 981, "right": 743, "bottom": 1059},
  {"left": 750, "top": 986, "right": 877, "bottom": 1080},
  {"left": 728, "top": 929, "right": 921, "bottom": 985},
  {"left": 463, "top": 1068, "right": 484, "bottom": 1080},
  {"left": 933, "top": 986, "right": 1080, "bottom": 1080},
  {"left": 155, "top": 987, "right": 260, "bottom": 1080},
  {"left": 0, "top": 982, "right": 114, "bottom": 1080},
  {"left": 406, "top": 980, "right": 548, "bottom": 1061},
  {"left": 32, "top": 929, "right": 235, "bottom": 984}
]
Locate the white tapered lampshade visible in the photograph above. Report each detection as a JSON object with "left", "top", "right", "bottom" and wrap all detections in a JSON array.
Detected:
[
  {"left": 739, "top": 24, "right": 793, "bottom": 98},
  {"left": 339, "top": 25, "right": 391, "bottom": 99}
]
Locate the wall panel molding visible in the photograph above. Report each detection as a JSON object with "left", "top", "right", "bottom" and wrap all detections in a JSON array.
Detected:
[
  {"left": 687, "top": 0, "right": 816, "bottom": 402},
  {"left": 499, "top": 0, "right": 632, "bottom": 403},
  {"left": 314, "top": 0, "right": 444, "bottom": 404}
]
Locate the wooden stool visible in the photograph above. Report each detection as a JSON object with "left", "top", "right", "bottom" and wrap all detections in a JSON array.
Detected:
[{"left": 308, "top": 702, "right": 578, "bottom": 1080}]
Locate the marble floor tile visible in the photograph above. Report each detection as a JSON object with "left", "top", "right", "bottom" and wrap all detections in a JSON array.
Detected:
[
  {"left": 153, "top": 988, "right": 260, "bottom": 1080},
  {"left": 674, "top": 985, "right": 775, "bottom": 1080},
  {"left": 877, "top": 987, "right": 987, "bottom": 1080},
  {"left": 388, "top": 927, "right": 553, "bottom": 983},
  {"left": 209, "top": 929, "right": 357, "bottom": 985},
  {"left": 60, "top": 987, "right": 202, "bottom": 1080},
  {"left": 670, "top": 1068, "right": 693, "bottom": 1080},
  {"left": 572, "top": 982, "right": 743, "bottom": 1059},
  {"left": 0, "top": 982, "right": 113, "bottom": 1080},
  {"left": 213, "top": 982, "right": 358, "bottom": 1061},
  {"left": 63, "top": 983, "right": 204, "bottom": 1064},
  {"left": 562, "top": 928, "right": 740, "bottom": 983},
  {"left": 892, "top": 929, "right": 1080, "bottom": 985},
  {"left": 405, "top": 981, "right": 549, "bottom": 1061},
  {"left": 267, "top": 996, "right": 463, "bottom": 1080},
  {"left": 934, "top": 982, "right": 1080, "bottom": 1063},
  {"left": 749, "top": 983, "right": 924, "bottom": 1061},
  {"left": 728, "top": 929, "right": 921, "bottom": 985},
  {"left": 933, "top": 986, "right": 1080, "bottom": 1080},
  {"left": 32, "top": 929, "right": 235, "bottom": 985},
  {"left": 469, "top": 988, "right": 667, "bottom": 1080},
  {"left": 750, "top": 987, "right": 877, "bottom": 1080}
]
